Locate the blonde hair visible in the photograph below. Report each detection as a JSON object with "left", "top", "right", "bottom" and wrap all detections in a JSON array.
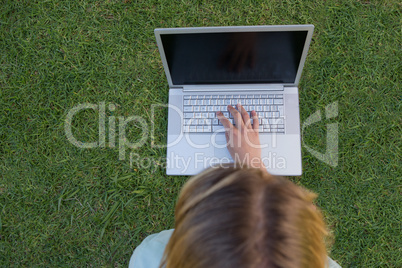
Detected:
[{"left": 161, "top": 164, "right": 328, "bottom": 268}]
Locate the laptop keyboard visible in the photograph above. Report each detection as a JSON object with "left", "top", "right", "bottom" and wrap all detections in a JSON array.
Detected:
[{"left": 183, "top": 94, "right": 285, "bottom": 133}]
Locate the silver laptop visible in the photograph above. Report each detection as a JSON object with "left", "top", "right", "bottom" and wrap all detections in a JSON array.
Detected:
[{"left": 154, "top": 25, "right": 314, "bottom": 176}]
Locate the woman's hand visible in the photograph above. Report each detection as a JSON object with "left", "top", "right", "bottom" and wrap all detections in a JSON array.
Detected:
[{"left": 217, "top": 104, "right": 267, "bottom": 171}]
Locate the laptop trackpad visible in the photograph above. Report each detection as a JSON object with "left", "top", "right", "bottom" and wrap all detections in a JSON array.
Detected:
[{"left": 214, "top": 135, "right": 233, "bottom": 162}]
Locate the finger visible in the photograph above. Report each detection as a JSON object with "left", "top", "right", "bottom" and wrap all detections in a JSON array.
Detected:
[
  {"left": 237, "top": 103, "right": 251, "bottom": 129},
  {"left": 251, "top": 110, "right": 259, "bottom": 131},
  {"left": 216, "top": 111, "right": 232, "bottom": 131},
  {"left": 227, "top": 105, "right": 243, "bottom": 128},
  {"left": 217, "top": 111, "right": 235, "bottom": 146}
]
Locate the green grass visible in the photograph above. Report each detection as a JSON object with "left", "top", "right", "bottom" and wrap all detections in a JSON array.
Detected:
[{"left": 0, "top": 0, "right": 400, "bottom": 266}]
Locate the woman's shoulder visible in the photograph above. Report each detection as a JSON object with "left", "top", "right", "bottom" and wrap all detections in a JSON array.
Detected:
[
  {"left": 327, "top": 256, "right": 342, "bottom": 268},
  {"left": 129, "top": 229, "right": 174, "bottom": 268}
]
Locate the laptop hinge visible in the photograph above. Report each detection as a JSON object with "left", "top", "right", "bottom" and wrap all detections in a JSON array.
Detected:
[{"left": 182, "top": 84, "right": 284, "bottom": 92}]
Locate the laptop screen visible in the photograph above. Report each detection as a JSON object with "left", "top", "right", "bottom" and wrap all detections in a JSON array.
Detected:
[{"left": 160, "top": 31, "right": 308, "bottom": 85}]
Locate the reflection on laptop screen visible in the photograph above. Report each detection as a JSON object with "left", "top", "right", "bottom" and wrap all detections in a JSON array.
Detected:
[{"left": 160, "top": 31, "right": 308, "bottom": 85}]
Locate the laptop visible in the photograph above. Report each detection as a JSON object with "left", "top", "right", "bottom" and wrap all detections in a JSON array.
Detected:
[{"left": 154, "top": 25, "right": 314, "bottom": 176}]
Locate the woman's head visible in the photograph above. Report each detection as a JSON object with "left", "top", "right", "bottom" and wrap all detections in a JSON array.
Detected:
[{"left": 161, "top": 165, "right": 328, "bottom": 268}]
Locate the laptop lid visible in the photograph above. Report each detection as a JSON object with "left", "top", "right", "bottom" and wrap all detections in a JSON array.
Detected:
[{"left": 154, "top": 25, "right": 314, "bottom": 88}]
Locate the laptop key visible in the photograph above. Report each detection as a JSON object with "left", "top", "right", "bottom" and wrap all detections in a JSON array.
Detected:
[
  {"left": 269, "top": 118, "right": 284, "bottom": 124},
  {"left": 182, "top": 93, "right": 285, "bottom": 134},
  {"left": 278, "top": 106, "right": 284, "bottom": 116},
  {"left": 212, "top": 125, "right": 224, "bottom": 132},
  {"left": 192, "top": 119, "right": 200, "bottom": 125}
]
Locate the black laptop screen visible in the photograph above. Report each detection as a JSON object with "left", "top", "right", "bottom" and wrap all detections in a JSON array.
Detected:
[{"left": 160, "top": 31, "right": 308, "bottom": 85}]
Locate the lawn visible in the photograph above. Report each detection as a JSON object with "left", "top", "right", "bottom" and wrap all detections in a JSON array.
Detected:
[{"left": 0, "top": 0, "right": 400, "bottom": 266}]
